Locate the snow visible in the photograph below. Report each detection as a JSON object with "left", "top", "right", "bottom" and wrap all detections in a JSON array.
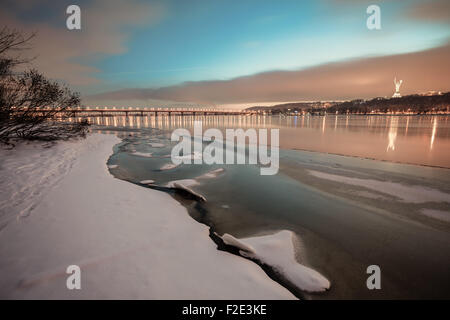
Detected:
[
  {"left": 420, "top": 209, "right": 450, "bottom": 223},
  {"left": 171, "top": 182, "right": 207, "bottom": 202},
  {"left": 164, "top": 168, "right": 226, "bottom": 201},
  {"left": 166, "top": 179, "right": 198, "bottom": 188},
  {"left": 0, "top": 139, "right": 82, "bottom": 227},
  {"left": 221, "top": 230, "right": 331, "bottom": 293},
  {"left": 197, "top": 168, "right": 225, "bottom": 180},
  {"left": 130, "top": 151, "right": 153, "bottom": 158},
  {"left": 139, "top": 180, "right": 155, "bottom": 185},
  {"left": 173, "top": 152, "right": 203, "bottom": 160},
  {"left": 148, "top": 143, "right": 165, "bottom": 148},
  {"left": 0, "top": 133, "right": 295, "bottom": 299},
  {"left": 160, "top": 163, "right": 179, "bottom": 170},
  {"left": 221, "top": 234, "right": 255, "bottom": 254},
  {"left": 308, "top": 170, "right": 450, "bottom": 204},
  {"left": 352, "top": 190, "right": 388, "bottom": 200},
  {"left": 166, "top": 179, "right": 205, "bottom": 201}
]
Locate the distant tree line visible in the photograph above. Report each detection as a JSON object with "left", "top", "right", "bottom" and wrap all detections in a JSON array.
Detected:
[
  {"left": 246, "top": 93, "right": 450, "bottom": 115},
  {"left": 324, "top": 93, "right": 450, "bottom": 115},
  {"left": 247, "top": 102, "right": 330, "bottom": 114}
]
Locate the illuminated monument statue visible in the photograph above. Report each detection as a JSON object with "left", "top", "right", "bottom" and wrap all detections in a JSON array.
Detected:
[{"left": 392, "top": 77, "right": 403, "bottom": 98}]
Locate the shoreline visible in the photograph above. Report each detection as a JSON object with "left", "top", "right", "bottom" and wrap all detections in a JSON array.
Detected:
[
  {"left": 106, "top": 127, "right": 450, "bottom": 299},
  {"left": 109, "top": 134, "right": 332, "bottom": 298},
  {"left": 2, "top": 129, "right": 448, "bottom": 299},
  {"left": 0, "top": 133, "right": 295, "bottom": 299}
]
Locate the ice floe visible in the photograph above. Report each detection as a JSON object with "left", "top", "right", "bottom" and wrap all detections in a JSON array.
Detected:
[
  {"left": 148, "top": 143, "right": 165, "bottom": 148},
  {"left": 173, "top": 152, "right": 203, "bottom": 160},
  {"left": 160, "top": 163, "right": 179, "bottom": 170},
  {"left": 420, "top": 209, "right": 450, "bottom": 223},
  {"left": 197, "top": 168, "right": 225, "bottom": 180},
  {"left": 140, "top": 180, "right": 155, "bottom": 185},
  {"left": 164, "top": 168, "right": 225, "bottom": 201},
  {"left": 221, "top": 230, "right": 330, "bottom": 293},
  {"left": 308, "top": 170, "right": 450, "bottom": 204},
  {"left": 130, "top": 151, "right": 153, "bottom": 158},
  {"left": 166, "top": 179, "right": 198, "bottom": 188},
  {"left": 166, "top": 179, "right": 205, "bottom": 201}
]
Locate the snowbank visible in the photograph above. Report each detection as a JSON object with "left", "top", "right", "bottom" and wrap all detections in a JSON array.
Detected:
[
  {"left": 221, "top": 230, "right": 330, "bottom": 293},
  {"left": 0, "top": 134, "right": 295, "bottom": 299}
]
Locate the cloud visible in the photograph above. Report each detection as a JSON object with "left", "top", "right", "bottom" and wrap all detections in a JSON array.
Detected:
[
  {"left": 0, "top": 0, "right": 166, "bottom": 85},
  {"left": 328, "top": 0, "right": 450, "bottom": 24},
  {"left": 85, "top": 42, "right": 450, "bottom": 104},
  {"left": 407, "top": 0, "right": 450, "bottom": 23}
]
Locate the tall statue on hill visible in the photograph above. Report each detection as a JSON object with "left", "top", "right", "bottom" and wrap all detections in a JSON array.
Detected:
[{"left": 392, "top": 77, "right": 403, "bottom": 98}]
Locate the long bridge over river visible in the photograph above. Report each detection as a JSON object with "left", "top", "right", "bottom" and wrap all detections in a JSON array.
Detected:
[{"left": 67, "top": 107, "right": 258, "bottom": 117}]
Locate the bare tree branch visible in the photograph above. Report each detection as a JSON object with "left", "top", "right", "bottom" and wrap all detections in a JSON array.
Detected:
[{"left": 0, "top": 27, "right": 88, "bottom": 145}]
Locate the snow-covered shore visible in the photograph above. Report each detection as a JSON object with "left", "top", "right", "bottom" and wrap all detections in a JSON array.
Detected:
[{"left": 0, "top": 133, "right": 295, "bottom": 299}]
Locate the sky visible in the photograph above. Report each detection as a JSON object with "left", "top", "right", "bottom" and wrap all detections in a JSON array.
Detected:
[{"left": 1, "top": 0, "right": 450, "bottom": 107}]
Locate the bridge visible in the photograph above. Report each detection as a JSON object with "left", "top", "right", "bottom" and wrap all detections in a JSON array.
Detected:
[{"left": 66, "top": 107, "right": 258, "bottom": 117}]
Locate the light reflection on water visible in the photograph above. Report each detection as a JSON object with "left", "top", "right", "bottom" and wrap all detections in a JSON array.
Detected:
[{"left": 87, "top": 114, "right": 450, "bottom": 167}]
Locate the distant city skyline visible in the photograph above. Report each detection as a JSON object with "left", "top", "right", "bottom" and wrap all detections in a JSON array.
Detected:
[{"left": 2, "top": 0, "right": 450, "bottom": 106}]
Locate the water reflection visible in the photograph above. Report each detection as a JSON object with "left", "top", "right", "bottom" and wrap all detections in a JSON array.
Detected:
[
  {"left": 322, "top": 116, "right": 326, "bottom": 134},
  {"left": 405, "top": 116, "right": 410, "bottom": 136},
  {"left": 387, "top": 117, "right": 398, "bottom": 151},
  {"left": 431, "top": 117, "right": 437, "bottom": 150},
  {"left": 87, "top": 114, "right": 450, "bottom": 168}
]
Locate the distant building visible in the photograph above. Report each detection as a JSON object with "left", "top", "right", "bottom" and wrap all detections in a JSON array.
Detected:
[{"left": 419, "top": 90, "right": 443, "bottom": 96}]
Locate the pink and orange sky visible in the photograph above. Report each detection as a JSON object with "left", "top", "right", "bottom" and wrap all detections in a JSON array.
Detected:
[{"left": 2, "top": 0, "right": 450, "bottom": 107}]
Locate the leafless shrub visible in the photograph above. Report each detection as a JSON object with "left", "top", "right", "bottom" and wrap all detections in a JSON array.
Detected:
[{"left": 0, "top": 27, "right": 89, "bottom": 145}]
